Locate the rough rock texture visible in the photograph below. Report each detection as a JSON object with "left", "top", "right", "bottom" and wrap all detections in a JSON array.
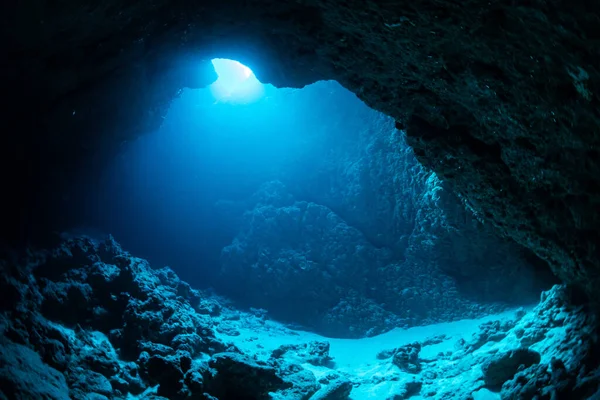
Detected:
[
  {"left": 391, "top": 343, "right": 422, "bottom": 374},
  {"left": 219, "top": 180, "right": 399, "bottom": 336},
  {"left": 0, "top": 236, "right": 323, "bottom": 399},
  {"left": 481, "top": 348, "right": 541, "bottom": 388},
  {"left": 2, "top": 0, "right": 600, "bottom": 301},
  {"left": 272, "top": 341, "right": 334, "bottom": 367},
  {"left": 222, "top": 284, "right": 600, "bottom": 400},
  {"left": 209, "top": 85, "right": 555, "bottom": 336},
  {"left": 0, "top": 337, "right": 70, "bottom": 400},
  {"left": 219, "top": 180, "right": 552, "bottom": 337},
  {"left": 275, "top": 87, "right": 555, "bottom": 304},
  {"left": 205, "top": 352, "right": 291, "bottom": 399},
  {"left": 376, "top": 285, "right": 600, "bottom": 400},
  {"left": 0, "top": 237, "right": 598, "bottom": 399}
]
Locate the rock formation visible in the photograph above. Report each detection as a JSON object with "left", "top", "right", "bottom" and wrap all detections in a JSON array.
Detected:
[
  {"left": 1, "top": 236, "right": 598, "bottom": 399},
  {"left": 2, "top": 0, "right": 600, "bottom": 300},
  {"left": 218, "top": 180, "right": 553, "bottom": 337}
]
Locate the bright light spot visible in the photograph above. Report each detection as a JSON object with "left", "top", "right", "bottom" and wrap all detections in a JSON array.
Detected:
[
  {"left": 242, "top": 65, "right": 252, "bottom": 78},
  {"left": 209, "top": 59, "right": 264, "bottom": 103}
]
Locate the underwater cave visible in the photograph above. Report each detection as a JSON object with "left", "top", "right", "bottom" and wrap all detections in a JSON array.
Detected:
[{"left": 2, "top": 1, "right": 600, "bottom": 399}]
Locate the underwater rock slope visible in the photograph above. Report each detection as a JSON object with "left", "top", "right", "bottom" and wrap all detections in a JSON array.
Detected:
[
  {"left": 1, "top": 236, "right": 599, "bottom": 399},
  {"left": 3, "top": 0, "right": 600, "bottom": 301},
  {"left": 219, "top": 180, "right": 552, "bottom": 338},
  {"left": 209, "top": 102, "right": 554, "bottom": 338}
]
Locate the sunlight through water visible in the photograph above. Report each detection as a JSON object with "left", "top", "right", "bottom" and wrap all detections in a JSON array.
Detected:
[{"left": 209, "top": 59, "right": 265, "bottom": 103}]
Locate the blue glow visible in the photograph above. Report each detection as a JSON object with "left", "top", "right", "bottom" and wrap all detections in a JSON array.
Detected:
[{"left": 209, "top": 59, "right": 265, "bottom": 103}]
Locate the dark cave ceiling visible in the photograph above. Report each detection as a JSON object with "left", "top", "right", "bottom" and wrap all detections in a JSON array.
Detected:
[{"left": 1, "top": 0, "right": 599, "bottom": 299}]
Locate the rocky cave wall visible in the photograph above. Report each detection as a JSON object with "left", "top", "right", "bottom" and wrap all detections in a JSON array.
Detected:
[
  {"left": 213, "top": 88, "right": 555, "bottom": 337},
  {"left": 50, "top": 80, "right": 554, "bottom": 338},
  {"left": 2, "top": 0, "right": 600, "bottom": 299}
]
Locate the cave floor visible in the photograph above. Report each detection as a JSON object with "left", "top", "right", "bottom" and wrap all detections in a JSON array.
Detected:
[
  {"left": 206, "top": 305, "right": 540, "bottom": 399},
  {"left": 4, "top": 237, "right": 588, "bottom": 399}
]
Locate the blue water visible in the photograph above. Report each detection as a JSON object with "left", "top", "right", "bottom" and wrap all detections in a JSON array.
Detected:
[
  {"left": 71, "top": 60, "right": 554, "bottom": 338},
  {"left": 79, "top": 78, "right": 370, "bottom": 287}
]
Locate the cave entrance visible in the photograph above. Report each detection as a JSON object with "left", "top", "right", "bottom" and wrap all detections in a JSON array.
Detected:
[
  {"left": 209, "top": 59, "right": 265, "bottom": 103},
  {"left": 73, "top": 58, "right": 556, "bottom": 338}
]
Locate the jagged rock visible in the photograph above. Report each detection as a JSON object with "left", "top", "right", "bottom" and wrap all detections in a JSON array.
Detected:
[
  {"left": 171, "top": 333, "right": 208, "bottom": 355},
  {"left": 500, "top": 349, "right": 600, "bottom": 399},
  {"left": 216, "top": 322, "right": 240, "bottom": 336},
  {"left": 456, "top": 318, "right": 518, "bottom": 354},
  {"left": 274, "top": 368, "right": 320, "bottom": 400},
  {"left": 271, "top": 341, "right": 333, "bottom": 366},
  {"left": 197, "top": 299, "right": 222, "bottom": 316},
  {"left": 0, "top": 238, "right": 597, "bottom": 400},
  {"left": 0, "top": 237, "right": 241, "bottom": 400},
  {"left": 68, "top": 368, "right": 113, "bottom": 399},
  {"left": 183, "top": 362, "right": 208, "bottom": 396},
  {"left": 0, "top": 338, "right": 70, "bottom": 400},
  {"left": 392, "top": 342, "right": 422, "bottom": 374},
  {"left": 143, "top": 351, "right": 192, "bottom": 398},
  {"left": 154, "top": 267, "right": 202, "bottom": 307},
  {"left": 219, "top": 183, "right": 396, "bottom": 337},
  {"left": 205, "top": 352, "right": 291, "bottom": 399},
  {"left": 75, "top": 332, "right": 120, "bottom": 377},
  {"left": 111, "top": 366, "right": 146, "bottom": 397},
  {"left": 39, "top": 280, "right": 94, "bottom": 325},
  {"left": 500, "top": 362, "right": 555, "bottom": 400},
  {"left": 482, "top": 348, "right": 541, "bottom": 388},
  {"left": 412, "top": 285, "right": 600, "bottom": 400},
  {"left": 288, "top": 112, "right": 554, "bottom": 305},
  {"left": 220, "top": 180, "right": 546, "bottom": 338}
]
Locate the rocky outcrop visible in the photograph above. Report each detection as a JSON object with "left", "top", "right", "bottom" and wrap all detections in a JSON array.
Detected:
[
  {"left": 219, "top": 181, "right": 398, "bottom": 336},
  {"left": 271, "top": 341, "right": 334, "bottom": 367},
  {"left": 310, "top": 379, "right": 353, "bottom": 400},
  {"left": 382, "top": 286, "right": 600, "bottom": 399},
  {"left": 204, "top": 352, "right": 291, "bottom": 399},
  {"left": 0, "top": 338, "right": 70, "bottom": 400},
  {"left": 481, "top": 348, "right": 541, "bottom": 388},
  {"left": 388, "top": 343, "right": 422, "bottom": 374},
  {"left": 280, "top": 95, "right": 555, "bottom": 303},
  {"left": 2, "top": 0, "right": 600, "bottom": 302},
  {"left": 0, "top": 237, "right": 598, "bottom": 399},
  {"left": 0, "top": 236, "right": 323, "bottom": 399},
  {"left": 218, "top": 180, "right": 552, "bottom": 337}
]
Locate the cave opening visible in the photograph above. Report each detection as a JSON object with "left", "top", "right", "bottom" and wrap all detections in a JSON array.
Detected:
[
  {"left": 2, "top": 0, "right": 599, "bottom": 396},
  {"left": 64, "top": 57, "right": 558, "bottom": 341},
  {"left": 209, "top": 58, "right": 265, "bottom": 103}
]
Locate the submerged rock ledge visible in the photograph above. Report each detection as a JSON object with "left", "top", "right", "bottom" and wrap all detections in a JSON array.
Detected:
[{"left": 1, "top": 236, "right": 598, "bottom": 399}]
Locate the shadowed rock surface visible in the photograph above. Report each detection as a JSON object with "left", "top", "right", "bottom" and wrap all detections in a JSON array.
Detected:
[
  {"left": 218, "top": 179, "right": 553, "bottom": 337},
  {"left": 0, "top": 236, "right": 598, "bottom": 399},
  {"left": 0, "top": 237, "right": 316, "bottom": 399},
  {"left": 2, "top": 0, "right": 600, "bottom": 300}
]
